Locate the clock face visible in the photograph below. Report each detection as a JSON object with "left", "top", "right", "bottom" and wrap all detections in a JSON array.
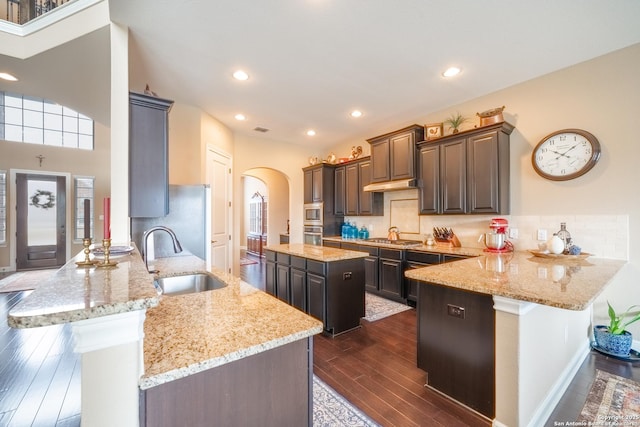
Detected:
[{"left": 532, "top": 129, "right": 601, "bottom": 181}]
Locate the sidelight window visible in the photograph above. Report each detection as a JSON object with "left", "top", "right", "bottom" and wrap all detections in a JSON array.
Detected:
[
  {"left": 74, "top": 176, "right": 95, "bottom": 241},
  {"left": 0, "top": 171, "right": 5, "bottom": 245}
]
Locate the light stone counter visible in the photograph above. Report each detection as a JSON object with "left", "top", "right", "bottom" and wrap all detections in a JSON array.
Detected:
[
  {"left": 140, "top": 254, "right": 323, "bottom": 389},
  {"left": 404, "top": 250, "right": 626, "bottom": 310},
  {"left": 264, "top": 243, "right": 369, "bottom": 261},
  {"left": 8, "top": 246, "right": 159, "bottom": 328},
  {"left": 322, "top": 236, "right": 485, "bottom": 257}
]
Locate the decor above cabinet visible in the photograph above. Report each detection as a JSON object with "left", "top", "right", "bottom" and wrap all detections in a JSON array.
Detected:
[
  {"left": 129, "top": 91, "right": 174, "bottom": 218},
  {"left": 363, "top": 124, "right": 424, "bottom": 192},
  {"left": 417, "top": 122, "right": 514, "bottom": 215}
]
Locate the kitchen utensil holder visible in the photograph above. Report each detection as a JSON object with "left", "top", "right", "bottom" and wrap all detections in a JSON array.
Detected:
[{"left": 435, "top": 234, "right": 461, "bottom": 248}]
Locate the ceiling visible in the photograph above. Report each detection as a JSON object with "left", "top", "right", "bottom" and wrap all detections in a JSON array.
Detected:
[{"left": 3, "top": 0, "right": 640, "bottom": 150}]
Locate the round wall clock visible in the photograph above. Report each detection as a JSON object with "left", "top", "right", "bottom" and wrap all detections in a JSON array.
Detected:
[{"left": 532, "top": 128, "right": 601, "bottom": 181}]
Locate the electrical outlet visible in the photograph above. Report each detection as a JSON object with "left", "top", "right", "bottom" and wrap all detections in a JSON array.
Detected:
[
  {"left": 509, "top": 228, "right": 518, "bottom": 239},
  {"left": 537, "top": 229, "right": 547, "bottom": 241}
]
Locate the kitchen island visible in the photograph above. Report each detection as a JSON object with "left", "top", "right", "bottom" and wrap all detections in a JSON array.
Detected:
[
  {"left": 8, "top": 248, "right": 323, "bottom": 427},
  {"left": 405, "top": 250, "right": 626, "bottom": 427}
]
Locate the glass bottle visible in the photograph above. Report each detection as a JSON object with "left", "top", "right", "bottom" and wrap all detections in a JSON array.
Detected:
[{"left": 556, "top": 222, "right": 572, "bottom": 252}]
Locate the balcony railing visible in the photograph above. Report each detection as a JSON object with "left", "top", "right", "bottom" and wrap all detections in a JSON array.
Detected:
[{"left": 3, "top": 0, "right": 71, "bottom": 25}]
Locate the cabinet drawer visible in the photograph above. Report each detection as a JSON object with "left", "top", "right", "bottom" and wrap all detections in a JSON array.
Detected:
[
  {"left": 442, "top": 254, "right": 470, "bottom": 263},
  {"left": 379, "top": 248, "right": 403, "bottom": 260},
  {"left": 359, "top": 245, "right": 379, "bottom": 256},
  {"left": 265, "top": 250, "right": 276, "bottom": 262},
  {"left": 340, "top": 242, "right": 360, "bottom": 252},
  {"left": 290, "top": 255, "right": 306, "bottom": 270},
  {"left": 323, "top": 240, "right": 341, "bottom": 248},
  {"left": 406, "top": 251, "right": 441, "bottom": 264},
  {"left": 307, "top": 260, "right": 325, "bottom": 276},
  {"left": 276, "top": 253, "right": 290, "bottom": 265}
]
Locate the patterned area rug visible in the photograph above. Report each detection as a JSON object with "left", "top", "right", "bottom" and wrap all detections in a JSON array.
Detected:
[
  {"left": 363, "top": 292, "right": 412, "bottom": 322},
  {"left": 313, "top": 375, "right": 379, "bottom": 426},
  {"left": 577, "top": 370, "right": 640, "bottom": 422},
  {"left": 240, "top": 257, "right": 258, "bottom": 266},
  {"left": 0, "top": 269, "right": 57, "bottom": 293}
]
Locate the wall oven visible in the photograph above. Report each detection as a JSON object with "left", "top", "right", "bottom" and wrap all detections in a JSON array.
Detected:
[
  {"left": 303, "top": 202, "right": 323, "bottom": 227},
  {"left": 303, "top": 225, "right": 323, "bottom": 246}
]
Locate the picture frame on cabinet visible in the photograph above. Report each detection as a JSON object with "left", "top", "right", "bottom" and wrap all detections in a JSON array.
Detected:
[{"left": 424, "top": 123, "right": 443, "bottom": 140}]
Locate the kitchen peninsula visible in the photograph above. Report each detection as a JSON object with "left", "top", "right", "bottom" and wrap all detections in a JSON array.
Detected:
[
  {"left": 8, "top": 248, "right": 323, "bottom": 427},
  {"left": 405, "top": 251, "right": 626, "bottom": 426}
]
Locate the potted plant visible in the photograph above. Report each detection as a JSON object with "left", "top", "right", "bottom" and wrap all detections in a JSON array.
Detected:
[
  {"left": 444, "top": 112, "right": 468, "bottom": 134},
  {"left": 593, "top": 301, "right": 640, "bottom": 356}
]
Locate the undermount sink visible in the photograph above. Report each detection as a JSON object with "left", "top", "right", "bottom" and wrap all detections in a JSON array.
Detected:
[{"left": 154, "top": 273, "right": 228, "bottom": 296}]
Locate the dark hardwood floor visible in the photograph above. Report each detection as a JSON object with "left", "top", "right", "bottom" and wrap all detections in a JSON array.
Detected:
[{"left": 0, "top": 257, "right": 637, "bottom": 426}]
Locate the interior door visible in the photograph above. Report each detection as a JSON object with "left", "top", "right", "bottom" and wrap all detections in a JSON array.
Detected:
[
  {"left": 207, "top": 147, "right": 232, "bottom": 274},
  {"left": 16, "top": 173, "right": 66, "bottom": 270}
]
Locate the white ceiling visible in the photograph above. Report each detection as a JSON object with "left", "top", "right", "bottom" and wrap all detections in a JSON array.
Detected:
[{"left": 3, "top": 1, "right": 640, "bottom": 149}]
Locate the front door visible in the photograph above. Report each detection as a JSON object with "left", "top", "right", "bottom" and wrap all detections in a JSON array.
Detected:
[{"left": 16, "top": 173, "right": 66, "bottom": 270}]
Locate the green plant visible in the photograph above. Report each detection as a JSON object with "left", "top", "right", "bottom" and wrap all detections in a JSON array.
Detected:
[
  {"left": 607, "top": 301, "right": 640, "bottom": 335},
  {"left": 444, "top": 112, "right": 468, "bottom": 132}
]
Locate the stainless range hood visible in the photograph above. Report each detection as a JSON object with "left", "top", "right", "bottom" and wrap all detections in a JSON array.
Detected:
[{"left": 363, "top": 178, "right": 418, "bottom": 192}]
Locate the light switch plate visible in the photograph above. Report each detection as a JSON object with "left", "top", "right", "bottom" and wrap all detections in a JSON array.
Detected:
[{"left": 537, "top": 229, "right": 547, "bottom": 241}]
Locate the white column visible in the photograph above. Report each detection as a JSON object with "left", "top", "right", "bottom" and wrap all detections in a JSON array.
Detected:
[{"left": 72, "top": 310, "right": 146, "bottom": 427}]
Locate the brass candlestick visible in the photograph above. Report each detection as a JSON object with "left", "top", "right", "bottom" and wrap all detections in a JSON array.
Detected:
[
  {"left": 96, "top": 239, "right": 118, "bottom": 268},
  {"left": 76, "top": 238, "right": 97, "bottom": 267}
]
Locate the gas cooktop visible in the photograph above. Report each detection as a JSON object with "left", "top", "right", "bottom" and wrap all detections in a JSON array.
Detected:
[{"left": 364, "top": 238, "right": 423, "bottom": 247}]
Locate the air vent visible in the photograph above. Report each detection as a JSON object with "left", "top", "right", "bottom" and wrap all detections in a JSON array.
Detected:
[{"left": 253, "top": 126, "right": 270, "bottom": 133}]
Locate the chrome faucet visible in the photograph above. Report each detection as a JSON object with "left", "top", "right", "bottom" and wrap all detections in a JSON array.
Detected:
[{"left": 143, "top": 226, "right": 183, "bottom": 273}]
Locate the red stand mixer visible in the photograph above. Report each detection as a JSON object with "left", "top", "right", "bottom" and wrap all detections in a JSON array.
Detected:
[{"left": 480, "top": 218, "right": 514, "bottom": 253}]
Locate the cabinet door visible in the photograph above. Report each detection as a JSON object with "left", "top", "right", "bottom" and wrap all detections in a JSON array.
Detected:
[
  {"left": 370, "top": 139, "right": 390, "bottom": 182},
  {"left": 440, "top": 139, "right": 467, "bottom": 214},
  {"left": 265, "top": 261, "right": 276, "bottom": 296},
  {"left": 307, "top": 273, "right": 326, "bottom": 324},
  {"left": 334, "top": 166, "right": 345, "bottom": 216},
  {"left": 364, "top": 256, "right": 379, "bottom": 292},
  {"left": 312, "top": 167, "right": 323, "bottom": 203},
  {"left": 290, "top": 268, "right": 307, "bottom": 312},
  {"left": 390, "top": 132, "right": 415, "bottom": 180},
  {"left": 276, "top": 264, "right": 290, "bottom": 303},
  {"left": 379, "top": 259, "right": 404, "bottom": 301},
  {"left": 418, "top": 145, "right": 441, "bottom": 214},
  {"left": 303, "top": 169, "right": 313, "bottom": 204},
  {"left": 129, "top": 92, "right": 173, "bottom": 218},
  {"left": 467, "top": 130, "right": 501, "bottom": 213},
  {"left": 345, "top": 163, "right": 359, "bottom": 215}
]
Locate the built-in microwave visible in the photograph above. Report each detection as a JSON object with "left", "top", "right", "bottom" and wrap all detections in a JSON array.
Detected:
[{"left": 303, "top": 202, "right": 323, "bottom": 226}]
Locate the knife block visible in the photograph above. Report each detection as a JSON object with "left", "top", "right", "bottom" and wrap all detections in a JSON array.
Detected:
[{"left": 435, "top": 234, "right": 461, "bottom": 248}]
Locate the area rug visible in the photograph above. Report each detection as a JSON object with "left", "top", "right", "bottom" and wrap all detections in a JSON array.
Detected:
[
  {"left": 0, "top": 269, "right": 57, "bottom": 293},
  {"left": 313, "top": 375, "right": 379, "bottom": 426},
  {"left": 577, "top": 370, "right": 640, "bottom": 422},
  {"left": 363, "top": 292, "right": 412, "bottom": 322},
  {"left": 240, "top": 257, "right": 258, "bottom": 266}
]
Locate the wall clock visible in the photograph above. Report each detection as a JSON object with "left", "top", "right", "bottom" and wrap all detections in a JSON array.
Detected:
[{"left": 532, "top": 128, "right": 601, "bottom": 181}]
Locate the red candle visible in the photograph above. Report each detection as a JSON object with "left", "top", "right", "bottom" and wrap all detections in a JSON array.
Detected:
[
  {"left": 83, "top": 199, "right": 90, "bottom": 239},
  {"left": 103, "top": 197, "right": 110, "bottom": 239}
]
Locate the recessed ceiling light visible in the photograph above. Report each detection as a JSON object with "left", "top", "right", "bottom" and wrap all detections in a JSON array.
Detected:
[
  {"left": 442, "top": 67, "right": 461, "bottom": 78},
  {"left": 233, "top": 70, "right": 249, "bottom": 81},
  {"left": 234, "top": 113, "right": 246, "bottom": 121},
  {"left": 306, "top": 130, "right": 316, "bottom": 137},
  {"left": 0, "top": 72, "right": 18, "bottom": 81},
  {"left": 350, "top": 110, "right": 363, "bottom": 118}
]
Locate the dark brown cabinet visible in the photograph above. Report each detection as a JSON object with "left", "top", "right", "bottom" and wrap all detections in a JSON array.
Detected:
[
  {"left": 417, "top": 283, "right": 495, "bottom": 418},
  {"left": 417, "top": 122, "right": 513, "bottom": 215},
  {"left": 303, "top": 163, "right": 334, "bottom": 204},
  {"left": 290, "top": 256, "right": 307, "bottom": 312},
  {"left": 367, "top": 125, "right": 424, "bottom": 183},
  {"left": 378, "top": 248, "right": 405, "bottom": 302},
  {"left": 345, "top": 163, "right": 359, "bottom": 215},
  {"left": 333, "top": 165, "right": 345, "bottom": 216},
  {"left": 334, "top": 157, "right": 382, "bottom": 217},
  {"left": 129, "top": 92, "right": 174, "bottom": 218},
  {"left": 405, "top": 251, "right": 441, "bottom": 304}
]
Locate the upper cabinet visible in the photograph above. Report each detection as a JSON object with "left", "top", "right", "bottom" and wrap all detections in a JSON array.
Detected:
[
  {"left": 367, "top": 125, "right": 425, "bottom": 183},
  {"left": 303, "top": 163, "right": 335, "bottom": 206},
  {"left": 417, "top": 122, "right": 514, "bottom": 215},
  {"left": 334, "top": 157, "right": 383, "bottom": 216},
  {"left": 129, "top": 92, "right": 174, "bottom": 218}
]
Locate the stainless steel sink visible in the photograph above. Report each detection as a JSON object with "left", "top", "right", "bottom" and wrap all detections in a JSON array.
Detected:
[{"left": 154, "top": 273, "right": 228, "bottom": 296}]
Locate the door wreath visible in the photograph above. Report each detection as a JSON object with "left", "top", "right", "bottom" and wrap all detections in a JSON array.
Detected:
[{"left": 30, "top": 189, "right": 56, "bottom": 209}]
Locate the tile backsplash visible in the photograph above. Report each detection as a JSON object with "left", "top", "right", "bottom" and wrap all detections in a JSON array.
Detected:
[{"left": 345, "top": 189, "right": 628, "bottom": 260}]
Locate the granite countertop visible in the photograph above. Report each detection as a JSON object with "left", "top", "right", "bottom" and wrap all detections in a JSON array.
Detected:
[
  {"left": 8, "top": 245, "right": 159, "bottom": 328},
  {"left": 404, "top": 250, "right": 626, "bottom": 311},
  {"left": 140, "top": 255, "right": 323, "bottom": 390},
  {"left": 264, "top": 243, "right": 369, "bottom": 261},
  {"left": 322, "top": 236, "right": 485, "bottom": 257}
]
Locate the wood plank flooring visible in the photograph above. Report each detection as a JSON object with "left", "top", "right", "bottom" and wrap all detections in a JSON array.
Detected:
[{"left": 0, "top": 258, "right": 637, "bottom": 426}]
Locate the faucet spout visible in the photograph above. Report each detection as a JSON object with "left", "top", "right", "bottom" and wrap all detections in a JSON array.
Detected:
[{"left": 143, "top": 226, "right": 183, "bottom": 272}]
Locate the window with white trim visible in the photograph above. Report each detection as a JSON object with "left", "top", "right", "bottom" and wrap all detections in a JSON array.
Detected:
[
  {"left": 0, "top": 92, "right": 94, "bottom": 150},
  {"left": 74, "top": 176, "right": 95, "bottom": 241},
  {"left": 0, "top": 171, "right": 5, "bottom": 244}
]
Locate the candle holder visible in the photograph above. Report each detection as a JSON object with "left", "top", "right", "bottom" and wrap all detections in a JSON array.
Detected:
[
  {"left": 76, "top": 238, "right": 97, "bottom": 267},
  {"left": 96, "top": 239, "right": 118, "bottom": 268}
]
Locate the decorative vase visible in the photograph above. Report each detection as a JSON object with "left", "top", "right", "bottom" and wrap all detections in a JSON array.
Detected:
[{"left": 594, "top": 325, "right": 633, "bottom": 356}]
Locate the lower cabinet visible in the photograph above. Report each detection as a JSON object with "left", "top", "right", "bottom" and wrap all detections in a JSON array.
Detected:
[
  {"left": 405, "top": 251, "right": 442, "bottom": 304},
  {"left": 264, "top": 249, "right": 365, "bottom": 335},
  {"left": 417, "top": 282, "right": 495, "bottom": 418},
  {"left": 378, "top": 248, "right": 404, "bottom": 302}
]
